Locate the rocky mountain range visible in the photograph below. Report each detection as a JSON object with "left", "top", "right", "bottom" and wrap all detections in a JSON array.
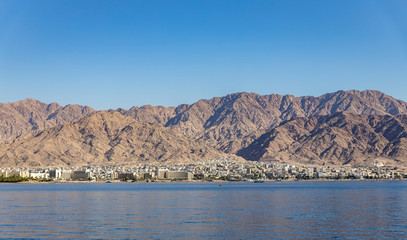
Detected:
[
  {"left": 0, "top": 98, "right": 94, "bottom": 142},
  {"left": 237, "top": 112, "right": 407, "bottom": 167},
  {"left": 0, "top": 111, "right": 229, "bottom": 167},
  {"left": 1, "top": 90, "right": 407, "bottom": 167},
  {"left": 114, "top": 90, "right": 407, "bottom": 154}
]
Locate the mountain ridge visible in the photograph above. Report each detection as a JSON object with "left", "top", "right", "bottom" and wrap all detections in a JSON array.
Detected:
[
  {"left": 237, "top": 112, "right": 407, "bottom": 167},
  {"left": 1, "top": 90, "right": 407, "bottom": 167},
  {"left": 0, "top": 111, "right": 232, "bottom": 167},
  {"left": 114, "top": 90, "right": 407, "bottom": 153},
  {"left": 0, "top": 98, "right": 95, "bottom": 142}
]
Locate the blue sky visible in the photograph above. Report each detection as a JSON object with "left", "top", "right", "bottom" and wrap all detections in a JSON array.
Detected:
[{"left": 0, "top": 0, "right": 406, "bottom": 110}]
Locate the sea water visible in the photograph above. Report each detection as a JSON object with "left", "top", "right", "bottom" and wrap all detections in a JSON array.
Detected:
[{"left": 0, "top": 181, "right": 406, "bottom": 239}]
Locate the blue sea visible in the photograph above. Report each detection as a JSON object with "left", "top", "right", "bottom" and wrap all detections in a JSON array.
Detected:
[{"left": 0, "top": 181, "right": 406, "bottom": 239}]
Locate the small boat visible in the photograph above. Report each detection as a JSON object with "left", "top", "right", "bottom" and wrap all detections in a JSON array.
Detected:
[
  {"left": 106, "top": 180, "right": 112, "bottom": 183},
  {"left": 254, "top": 179, "right": 264, "bottom": 183}
]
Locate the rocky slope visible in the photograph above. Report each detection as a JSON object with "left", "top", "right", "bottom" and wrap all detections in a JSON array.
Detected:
[
  {"left": 116, "top": 90, "right": 407, "bottom": 153},
  {"left": 1, "top": 90, "right": 407, "bottom": 167},
  {"left": 0, "top": 111, "right": 230, "bottom": 167},
  {"left": 237, "top": 112, "right": 407, "bottom": 166},
  {"left": 0, "top": 98, "right": 95, "bottom": 142}
]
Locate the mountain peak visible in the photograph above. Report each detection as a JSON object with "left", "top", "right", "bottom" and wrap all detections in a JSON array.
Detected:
[{"left": 15, "top": 98, "right": 45, "bottom": 105}]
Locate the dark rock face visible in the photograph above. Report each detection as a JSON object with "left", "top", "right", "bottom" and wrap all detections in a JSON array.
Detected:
[{"left": 237, "top": 113, "right": 407, "bottom": 166}]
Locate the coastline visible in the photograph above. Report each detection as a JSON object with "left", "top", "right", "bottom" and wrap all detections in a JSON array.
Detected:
[{"left": 2, "top": 178, "right": 405, "bottom": 184}]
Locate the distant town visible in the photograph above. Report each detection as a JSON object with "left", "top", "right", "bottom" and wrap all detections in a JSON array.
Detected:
[{"left": 1, "top": 158, "right": 406, "bottom": 182}]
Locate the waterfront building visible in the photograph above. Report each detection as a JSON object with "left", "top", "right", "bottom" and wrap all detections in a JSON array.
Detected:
[
  {"left": 156, "top": 170, "right": 193, "bottom": 180},
  {"left": 166, "top": 171, "right": 193, "bottom": 180},
  {"left": 71, "top": 171, "right": 90, "bottom": 180},
  {"left": 49, "top": 169, "right": 62, "bottom": 179},
  {"left": 19, "top": 171, "right": 30, "bottom": 178},
  {"left": 61, "top": 170, "right": 72, "bottom": 180},
  {"left": 157, "top": 169, "right": 168, "bottom": 179},
  {"left": 30, "top": 172, "right": 49, "bottom": 179},
  {"left": 118, "top": 173, "right": 134, "bottom": 180}
]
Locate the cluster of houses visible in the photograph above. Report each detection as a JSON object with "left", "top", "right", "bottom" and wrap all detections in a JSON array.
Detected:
[
  {"left": 0, "top": 166, "right": 194, "bottom": 181},
  {"left": 1, "top": 158, "right": 406, "bottom": 181}
]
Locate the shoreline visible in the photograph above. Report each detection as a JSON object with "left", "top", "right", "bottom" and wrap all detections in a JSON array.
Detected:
[{"left": 1, "top": 178, "right": 405, "bottom": 184}]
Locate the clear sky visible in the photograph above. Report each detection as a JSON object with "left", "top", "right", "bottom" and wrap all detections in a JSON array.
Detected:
[{"left": 0, "top": 0, "right": 406, "bottom": 110}]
